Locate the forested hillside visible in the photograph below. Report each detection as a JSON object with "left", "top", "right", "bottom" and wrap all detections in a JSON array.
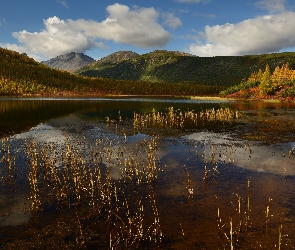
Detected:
[
  {"left": 0, "top": 48, "right": 98, "bottom": 94},
  {"left": 220, "top": 63, "right": 295, "bottom": 99},
  {"left": 0, "top": 48, "right": 222, "bottom": 96},
  {"left": 77, "top": 50, "right": 295, "bottom": 87},
  {"left": 3, "top": 47, "right": 295, "bottom": 98}
]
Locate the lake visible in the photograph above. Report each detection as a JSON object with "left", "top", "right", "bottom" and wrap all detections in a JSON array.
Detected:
[{"left": 1, "top": 96, "right": 295, "bottom": 249}]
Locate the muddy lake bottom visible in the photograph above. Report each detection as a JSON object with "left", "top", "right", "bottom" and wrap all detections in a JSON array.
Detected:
[{"left": 1, "top": 97, "right": 295, "bottom": 249}]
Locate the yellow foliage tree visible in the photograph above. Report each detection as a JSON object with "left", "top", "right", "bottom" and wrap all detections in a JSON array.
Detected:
[
  {"left": 259, "top": 64, "right": 273, "bottom": 95},
  {"left": 247, "top": 68, "right": 263, "bottom": 83}
]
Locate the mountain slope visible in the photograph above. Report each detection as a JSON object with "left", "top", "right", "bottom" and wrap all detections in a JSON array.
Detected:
[
  {"left": 0, "top": 48, "right": 101, "bottom": 95},
  {"left": 1, "top": 47, "right": 223, "bottom": 96},
  {"left": 2, "top": 47, "right": 295, "bottom": 97},
  {"left": 42, "top": 52, "right": 95, "bottom": 72},
  {"left": 77, "top": 50, "right": 295, "bottom": 86},
  {"left": 76, "top": 51, "right": 139, "bottom": 74}
]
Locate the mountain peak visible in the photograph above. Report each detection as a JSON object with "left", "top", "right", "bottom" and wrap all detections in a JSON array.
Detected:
[
  {"left": 99, "top": 51, "right": 139, "bottom": 64},
  {"left": 42, "top": 52, "right": 95, "bottom": 72}
]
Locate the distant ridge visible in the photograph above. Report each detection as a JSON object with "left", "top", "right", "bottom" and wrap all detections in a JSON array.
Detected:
[
  {"left": 97, "top": 51, "right": 139, "bottom": 65},
  {"left": 80, "top": 51, "right": 139, "bottom": 70},
  {"left": 42, "top": 52, "right": 95, "bottom": 72},
  {"left": 76, "top": 50, "right": 196, "bottom": 81},
  {"left": 2, "top": 47, "right": 295, "bottom": 98},
  {"left": 76, "top": 50, "right": 295, "bottom": 86}
]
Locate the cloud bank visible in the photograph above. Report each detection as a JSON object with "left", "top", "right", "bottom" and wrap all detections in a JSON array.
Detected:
[
  {"left": 189, "top": 11, "right": 295, "bottom": 56},
  {"left": 69, "top": 4, "right": 171, "bottom": 48},
  {"left": 1, "top": 3, "right": 172, "bottom": 60}
]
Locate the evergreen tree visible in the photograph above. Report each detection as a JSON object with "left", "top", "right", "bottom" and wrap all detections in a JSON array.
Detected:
[{"left": 259, "top": 65, "right": 273, "bottom": 95}]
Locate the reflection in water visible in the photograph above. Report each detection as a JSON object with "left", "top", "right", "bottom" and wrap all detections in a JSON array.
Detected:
[
  {"left": 0, "top": 96, "right": 236, "bottom": 137},
  {"left": 0, "top": 194, "right": 30, "bottom": 226},
  {"left": 1, "top": 97, "right": 295, "bottom": 249},
  {"left": 183, "top": 132, "right": 295, "bottom": 175}
]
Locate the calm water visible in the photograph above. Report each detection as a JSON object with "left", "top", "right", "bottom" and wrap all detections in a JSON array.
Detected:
[{"left": 1, "top": 97, "right": 295, "bottom": 249}]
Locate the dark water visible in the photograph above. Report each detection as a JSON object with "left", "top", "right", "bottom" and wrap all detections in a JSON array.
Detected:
[{"left": 1, "top": 97, "right": 295, "bottom": 249}]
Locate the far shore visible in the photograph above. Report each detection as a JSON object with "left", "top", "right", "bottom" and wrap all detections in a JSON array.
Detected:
[
  {"left": 190, "top": 96, "right": 234, "bottom": 101},
  {"left": 0, "top": 93, "right": 293, "bottom": 102}
]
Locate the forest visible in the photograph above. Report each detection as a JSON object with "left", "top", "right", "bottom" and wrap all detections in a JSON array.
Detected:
[
  {"left": 3, "top": 47, "right": 295, "bottom": 99},
  {"left": 0, "top": 48, "right": 223, "bottom": 96},
  {"left": 220, "top": 63, "right": 295, "bottom": 99}
]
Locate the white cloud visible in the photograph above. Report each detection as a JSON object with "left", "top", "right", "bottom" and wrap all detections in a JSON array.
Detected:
[
  {"left": 189, "top": 11, "right": 295, "bottom": 56},
  {"left": 162, "top": 13, "right": 182, "bottom": 29},
  {"left": 68, "top": 3, "right": 171, "bottom": 48},
  {"left": 255, "top": 0, "right": 287, "bottom": 13},
  {"left": 3, "top": 4, "right": 172, "bottom": 60},
  {"left": 193, "top": 12, "right": 216, "bottom": 18},
  {"left": 56, "top": 0, "right": 69, "bottom": 9},
  {"left": 5, "top": 16, "right": 105, "bottom": 60}
]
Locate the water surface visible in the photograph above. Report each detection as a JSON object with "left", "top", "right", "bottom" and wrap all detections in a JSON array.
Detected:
[{"left": 1, "top": 97, "right": 295, "bottom": 249}]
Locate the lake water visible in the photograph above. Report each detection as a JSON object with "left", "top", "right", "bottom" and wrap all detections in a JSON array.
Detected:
[{"left": 1, "top": 97, "right": 295, "bottom": 249}]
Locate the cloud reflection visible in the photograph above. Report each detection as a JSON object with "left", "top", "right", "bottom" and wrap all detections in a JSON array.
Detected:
[
  {"left": 0, "top": 194, "right": 30, "bottom": 226},
  {"left": 183, "top": 132, "right": 295, "bottom": 175}
]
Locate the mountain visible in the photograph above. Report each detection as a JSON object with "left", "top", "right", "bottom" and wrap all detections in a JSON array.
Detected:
[
  {"left": 2, "top": 47, "right": 295, "bottom": 97},
  {"left": 0, "top": 48, "right": 223, "bottom": 96},
  {"left": 94, "top": 51, "right": 139, "bottom": 66},
  {"left": 76, "top": 51, "right": 139, "bottom": 73},
  {"left": 77, "top": 50, "right": 295, "bottom": 87},
  {"left": 42, "top": 52, "right": 95, "bottom": 72},
  {"left": 77, "top": 50, "right": 197, "bottom": 82}
]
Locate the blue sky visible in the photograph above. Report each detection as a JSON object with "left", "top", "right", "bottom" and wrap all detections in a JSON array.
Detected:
[{"left": 1, "top": 0, "right": 295, "bottom": 61}]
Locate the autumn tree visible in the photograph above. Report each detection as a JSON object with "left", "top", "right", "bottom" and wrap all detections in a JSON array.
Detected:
[{"left": 259, "top": 64, "right": 273, "bottom": 95}]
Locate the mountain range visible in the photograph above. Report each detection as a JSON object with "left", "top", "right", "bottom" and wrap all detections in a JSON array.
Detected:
[
  {"left": 43, "top": 50, "right": 295, "bottom": 87},
  {"left": 2, "top": 47, "right": 295, "bottom": 97}
]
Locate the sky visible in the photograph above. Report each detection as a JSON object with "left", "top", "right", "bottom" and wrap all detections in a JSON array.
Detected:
[{"left": 1, "top": 0, "right": 295, "bottom": 61}]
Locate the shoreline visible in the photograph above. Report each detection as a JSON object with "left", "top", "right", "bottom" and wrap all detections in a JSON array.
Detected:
[{"left": 0, "top": 92, "right": 294, "bottom": 102}]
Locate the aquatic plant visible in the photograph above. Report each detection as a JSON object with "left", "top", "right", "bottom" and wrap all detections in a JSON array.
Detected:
[
  {"left": 22, "top": 133, "right": 163, "bottom": 248},
  {"left": 133, "top": 107, "right": 243, "bottom": 130},
  {"left": 2, "top": 104, "right": 295, "bottom": 249}
]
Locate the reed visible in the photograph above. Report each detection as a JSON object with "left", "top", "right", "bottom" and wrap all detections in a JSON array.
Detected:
[
  {"left": 22, "top": 132, "right": 163, "bottom": 248},
  {"left": 27, "top": 142, "right": 42, "bottom": 212},
  {"left": 266, "top": 196, "right": 272, "bottom": 229},
  {"left": 133, "top": 107, "right": 243, "bottom": 130},
  {"left": 183, "top": 165, "right": 194, "bottom": 200},
  {"left": 217, "top": 207, "right": 221, "bottom": 233},
  {"left": 2, "top": 106, "right": 294, "bottom": 249},
  {"left": 0, "top": 137, "right": 16, "bottom": 184},
  {"left": 247, "top": 178, "right": 251, "bottom": 228},
  {"left": 278, "top": 220, "right": 283, "bottom": 250},
  {"left": 230, "top": 217, "right": 233, "bottom": 250}
]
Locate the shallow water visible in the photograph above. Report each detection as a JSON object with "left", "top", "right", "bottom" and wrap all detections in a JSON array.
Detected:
[{"left": 1, "top": 97, "right": 295, "bottom": 249}]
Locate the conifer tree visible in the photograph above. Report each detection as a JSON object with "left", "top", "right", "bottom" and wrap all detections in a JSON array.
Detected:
[{"left": 259, "top": 64, "right": 273, "bottom": 95}]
